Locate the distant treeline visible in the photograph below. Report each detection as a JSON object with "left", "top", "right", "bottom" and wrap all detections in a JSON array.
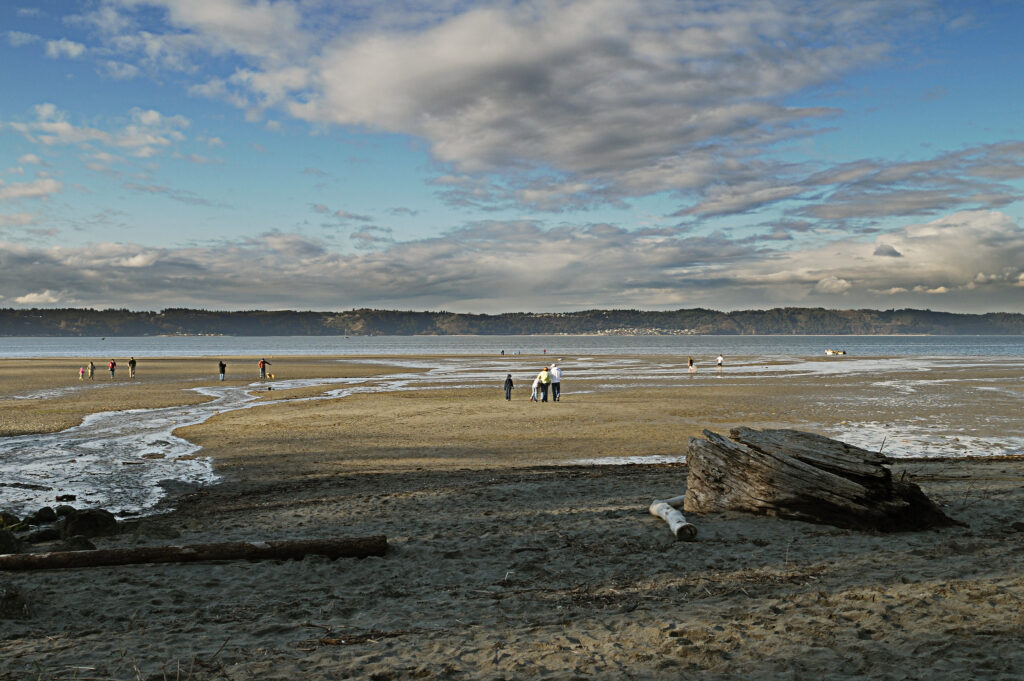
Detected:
[{"left": 2, "top": 307, "right": 1024, "bottom": 336}]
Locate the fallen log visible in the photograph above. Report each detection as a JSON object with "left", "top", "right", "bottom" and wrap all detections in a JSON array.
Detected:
[
  {"left": 649, "top": 495, "right": 698, "bottom": 541},
  {"left": 0, "top": 535, "right": 387, "bottom": 571},
  {"left": 683, "top": 428, "right": 961, "bottom": 531}
]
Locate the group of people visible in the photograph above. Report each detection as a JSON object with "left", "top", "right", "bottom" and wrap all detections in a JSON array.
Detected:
[
  {"left": 504, "top": 363, "right": 562, "bottom": 402},
  {"left": 687, "top": 354, "right": 725, "bottom": 374},
  {"left": 78, "top": 357, "right": 136, "bottom": 380},
  {"left": 75, "top": 357, "right": 269, "bottom": 383}
]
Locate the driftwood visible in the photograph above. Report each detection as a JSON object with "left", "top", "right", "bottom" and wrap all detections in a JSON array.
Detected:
[
  {"left": 0, "top": 535, "right": 387, "bottom": 571},
  {"left": 684, "top": 428, "right": 960, "bottom": 531},
  {"left": 649, "top": 495, "right": 698, "bottom": 541}
]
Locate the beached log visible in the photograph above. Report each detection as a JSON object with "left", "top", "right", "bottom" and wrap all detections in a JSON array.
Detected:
[
  {"left": 0, "top": 535, "right": 387, "bottom": 571},
  {"left": 683, "top": 428, "right": 960, "bottom": 531},
  {"left": 649, "top": 495, "right": 698, "bottom": 541}
]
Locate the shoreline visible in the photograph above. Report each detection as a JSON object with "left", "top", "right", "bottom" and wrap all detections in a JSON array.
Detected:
[{"left": 3, "top": 354, "right": 1024, "bottom": 679}]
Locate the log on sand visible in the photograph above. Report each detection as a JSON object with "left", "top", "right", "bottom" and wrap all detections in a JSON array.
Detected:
[
  {"left": 649, "top": 494, "right": 698, "bottom": 541},
  {"left": 684, "top": 427, "right": 961, "bottom": 531},
  {"left": 0, "top": 535, "right": 387, "bottom": 571}
]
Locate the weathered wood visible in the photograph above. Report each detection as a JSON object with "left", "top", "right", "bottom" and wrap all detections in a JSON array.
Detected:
[
  {"left": 683, "top": 428, "right": 960, "bottom": 531},
  {"left": 649, "top": 495, "right": 698, "bottom": 541},
  {"left": 0, "top": 535, "right": 387, "bottom": 571}
]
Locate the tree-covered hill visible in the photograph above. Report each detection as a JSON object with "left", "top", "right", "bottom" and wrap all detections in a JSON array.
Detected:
[{"left": 2, "top": 307, "right": 1023, "bottom": 336}]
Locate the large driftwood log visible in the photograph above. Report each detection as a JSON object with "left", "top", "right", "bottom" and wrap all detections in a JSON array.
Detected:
[
  {"left": 649, "top": 495, "right": 698, "bottom": 541},
  {"left": 0, "top": 535, "right": 387, "bottom": 571},
  {"left": 684, "top": 428, "right": 960, "bottom": 531}
]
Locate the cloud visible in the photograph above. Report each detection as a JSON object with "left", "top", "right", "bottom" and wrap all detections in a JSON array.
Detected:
[
  {"left": 873, "top": 244, "right": 902, "bottom": 257},
  {"left": 2, "top": 209, "right": 1020, "bottom": 312},
  {"left": 0, "top": 213, "right": 37, "bottom": 227},
  {"left": 45, "top": 38, "right": 87, "bottom": 59},
  {"left": 122, "top": 182, "right": 222, "bottom": 207},
  {"left": 87, "top": 1, "right": 940, "bottom": 213},
  {"left": 14, "top": 289, "right": 64, "bottom": 305},
  {"left": 7, "top": 31, "right": 39, "bottom": 47},
  {"left": 0, "top": 178, "right": 63, "bottom": 202}
]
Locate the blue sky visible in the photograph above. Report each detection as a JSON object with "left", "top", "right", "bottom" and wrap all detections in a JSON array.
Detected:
[{"left": 2, "top": 0, "right": 1024, "bottom": 313}]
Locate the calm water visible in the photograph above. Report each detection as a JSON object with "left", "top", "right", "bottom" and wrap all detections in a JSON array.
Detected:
[{"left": 2, "top": 334, "right": 1024, "bottom": 358}]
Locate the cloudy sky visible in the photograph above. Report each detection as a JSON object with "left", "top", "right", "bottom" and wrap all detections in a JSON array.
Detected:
[{"left": 2, "top": 0, "right": 1024, "bottom": 313}]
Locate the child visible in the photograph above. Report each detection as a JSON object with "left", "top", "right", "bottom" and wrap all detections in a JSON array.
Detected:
[{"left": 530, "top": 376, "right": 540, "bottom": 402}]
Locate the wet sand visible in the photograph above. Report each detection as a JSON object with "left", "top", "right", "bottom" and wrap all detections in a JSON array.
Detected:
[{"left": 2, "top": 355, "right": 1023, "bottom": 680}]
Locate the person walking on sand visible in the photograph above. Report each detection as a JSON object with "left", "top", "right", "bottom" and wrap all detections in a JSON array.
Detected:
[
  {"left": 128, "top": 356, "right": 136, "bottom": 378},
  {"left": 108, "top": 359, "right": 117, "bottom": 380},
  {"left": 258, "top": 358, "right": 271, "bottom": 379},
  {"left": 530, "top": 375, "right": 540, "bottom": 402},
  {"left": 549, "top": 363, "right": 562, "bottom": 402},
  {"left": 504, "top": 373, "right": 514, "bottom": 401},
  {"left": 87, "top": 361, "right": 95, "bottom": 380},
  {"left": 537, "top": 366, "right": 551, "bottom": 402},
  {"left": 716, "top": 354, "right": 724, "bottom": 372},
  {"left": 78, "top": 366, "right": 85, "bottom": 381},
  {"left": 688, "top": 356, "right": 695, "bottom": 374},
  {"left": 218, "top": 360, "right": 227, "bottom": 381}
]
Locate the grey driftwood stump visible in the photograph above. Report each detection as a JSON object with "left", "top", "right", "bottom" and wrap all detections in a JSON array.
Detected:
[{"left": 684, "top": 427, "right": 961, "bottom": 531}]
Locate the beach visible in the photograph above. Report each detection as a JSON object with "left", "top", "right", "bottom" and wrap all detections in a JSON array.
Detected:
[{"left": 2, "top": 355, "right": 1023, "bottom": 680}]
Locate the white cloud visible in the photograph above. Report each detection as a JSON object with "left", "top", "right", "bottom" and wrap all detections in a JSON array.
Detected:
[
  {"left": 7, "top": 31, "right": 39, "bottom": 47},
  {"left": 813, "top": 277, "right": 852, "bottom": 294},
  {"left": 0, "top": 178, "right": 63, "bottom": 202},
  {"left": 17, "top": 154, "right": 43, "bottom": 165},
  {"left": 45, "top": 38, "right": 87, "bottom": 59},
  {"left": 14, "top": 289, "right": 63, "bottom": 305}
]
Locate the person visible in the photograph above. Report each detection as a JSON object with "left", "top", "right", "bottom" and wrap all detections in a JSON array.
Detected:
[
  {"left": 549, "top": 363, "right": 562, "bottom": 401},
  {"left": 108, "top": 359, "right": 117, "bottom": 380},
  {"left": 87, "top": 361, "right": 95, "bottom": 380},
  {"left": 537, "top": 366, "right": 551, "bottom": 402},
  {"left": 78, "top": 366, "right": 85, "bottom": 381},
  {"left": 258, "top": 358, "right": 271, "bottom": 379},
  {"left": 503, "top": 373, "right": 514, "bottom": 400},
  {"left": 688, "top": 356, "right": 695, "bottom": 374},
  {"left": 218, "top": 360, "right": 227, "bottom": 382},
  {"left": 716, "top": 354, "right": 724, "bottom": 371},
  {"left": 128, "top": 356, "right": 136, "bottom": 378},
  {"left": 530, "top": 375, "right": 540, "bottom": 402},
  {"left": 500, "top": 349, "right": 505, "bottom": 356}
]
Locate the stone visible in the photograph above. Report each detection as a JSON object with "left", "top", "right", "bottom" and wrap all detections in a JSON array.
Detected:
[
  {"left": 25, "top": 528, "right": 62, "bottom": 544},
  {"left": 60, "top": 509, "right": 119, "bottom": 539},
  {"left": 0, "top": 529, "right": 20, "bottom": 554},
  {"left": 30, "top": 507, "right": 58, "bottom": 525},
  {"left": 55, "top": 505, "right": 76, "bottom": 517}
]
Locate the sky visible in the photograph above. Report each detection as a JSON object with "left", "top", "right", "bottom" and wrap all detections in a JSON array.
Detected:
[{"left": 2, "top": 0, "right": 1024, "bottom": 314}]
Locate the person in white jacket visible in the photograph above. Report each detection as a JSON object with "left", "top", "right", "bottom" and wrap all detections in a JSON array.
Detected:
[
  {"left": 549, "top": 363, "right": 562, "bottom": 401},
  {"left": 530, "top": 376, "right": 540, "bottom": 402}
]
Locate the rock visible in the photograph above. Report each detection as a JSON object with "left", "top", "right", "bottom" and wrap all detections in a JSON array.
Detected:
[
  {"left": 1, "top": 511, "right": 21, "bottom": 528},
  {"left": 55, "top": 494, "right": 77, "bottom": 502},
  {"left": 62, "top": 535, "right": 97, "bottom": 552},
  {"left": 55, "top": 505, "right": 76, "bottom": 517},
  {"left": 30, "top": 507, "right": 58, "bottom": 525},
  {"left": 0, "top": 529, "right": 20, "bottom": 554},
  {"left": 60, "top": 509, "right": 119, "bottom": 539},
  {"left": 25, "top": 528, "right": 62, "bottom": 544}
]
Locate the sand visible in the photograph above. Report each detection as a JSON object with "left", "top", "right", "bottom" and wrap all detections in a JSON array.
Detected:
[{"left": 2, "top": 355, "right": 1023, "bottom": 680}]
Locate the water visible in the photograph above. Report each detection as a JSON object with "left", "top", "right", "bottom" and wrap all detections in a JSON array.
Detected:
[
  {"left": 3, "top": 333, "right": 1024, "bottom": 359},
  {"left": 2, "top": 335, "right": 1023, "bottom": 518}
]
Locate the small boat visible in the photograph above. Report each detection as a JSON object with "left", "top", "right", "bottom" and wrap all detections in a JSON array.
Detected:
[{"left": 825, "top": 349, "right": 846, "bottom": 356}]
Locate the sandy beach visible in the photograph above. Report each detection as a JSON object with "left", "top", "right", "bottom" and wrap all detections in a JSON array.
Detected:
[{"left": 2, "top": 355, "right": 1023, "bottom": 680}]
